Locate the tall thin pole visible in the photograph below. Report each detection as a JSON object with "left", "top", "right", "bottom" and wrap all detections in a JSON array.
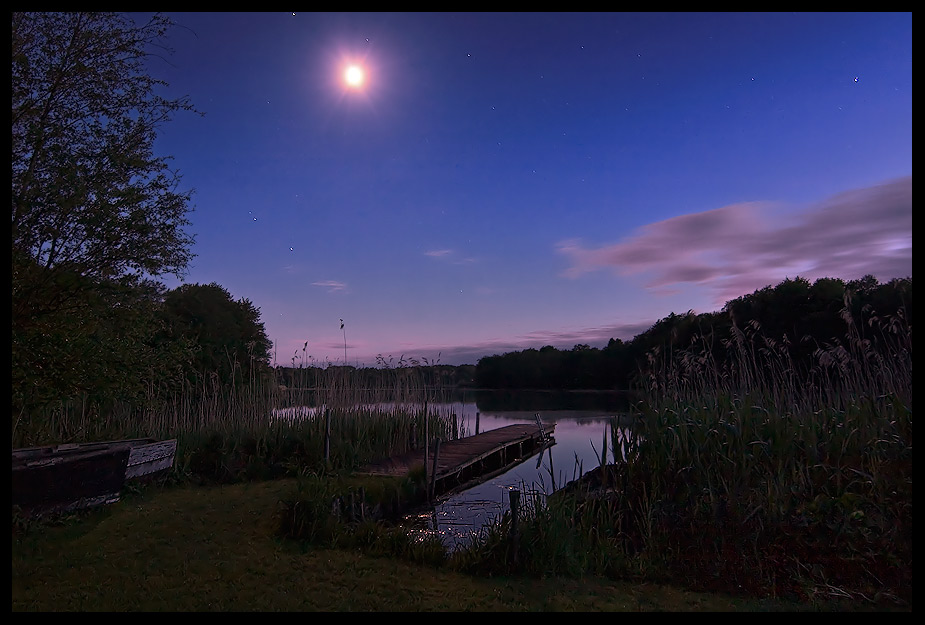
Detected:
[
  {"left": 429, "top": 438, "right": 441, "bottom": 502},
  {"left": 510, "top": 489, "right": 520, "bottom": 565},
  {"left": 340, "top": 319, "right": 347, "bottom": 364},
  {"left": 324, "top": 408, "right": 330, "bottom": 468},
  {"left": 423, "top": 400, "right": 429, "bottom": 483}
]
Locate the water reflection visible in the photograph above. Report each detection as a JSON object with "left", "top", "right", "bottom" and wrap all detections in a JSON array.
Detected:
[
  {"left": 272, "top": 389, "right": 636, "bottom": 552},
  {"left": 408, "top": 393, "right": 635, "bottom": 552}
]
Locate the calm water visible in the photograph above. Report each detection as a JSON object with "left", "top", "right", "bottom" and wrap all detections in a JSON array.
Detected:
[
  {"left": 274, "top": 389, "right": 636, "bottom": 551},
  {"left": 403, "top": 390, "right": 635, "bottom": 551}
]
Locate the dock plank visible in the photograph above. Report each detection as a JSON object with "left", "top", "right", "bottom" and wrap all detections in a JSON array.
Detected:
[{"left": 360, "top": 423, "right": 553, "bottom": 486}]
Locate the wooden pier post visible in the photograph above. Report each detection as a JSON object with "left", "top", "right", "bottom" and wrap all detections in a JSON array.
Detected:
[
  {"left": 323, "top": 408, "right": 331, "bottom": 467},
  {"left": 534, "top": 412, "right": 548, "bottom": 442},
  {"left": 610, "top": 416, "right": 618, "bottom": 461},
  {"left": 423, "top": 402, "right": 429, "bottom": 482},
  {"left": 510, "top": 489, "right": 520, "bottom": 565},
  {"left": 475, "top": 411, "right": 480, "bottom": 435},
  {"left": 548, "top": 445, "right": 556, "bottom": 492},
  {"left": 429, "top": 438, "right": 441, "bottom": 502},
  {"left": 601, "top": 422, "right": 608, "bottom": 468}
]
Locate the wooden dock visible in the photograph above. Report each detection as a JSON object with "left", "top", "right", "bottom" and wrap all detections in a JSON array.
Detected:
[{"left": 360, "top": 423, "right": 554, "bottom": 497}]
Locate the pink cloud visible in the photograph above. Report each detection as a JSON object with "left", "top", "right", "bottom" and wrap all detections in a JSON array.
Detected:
[
  {"left": 557, "top": 177, "right": 912, "bottom": 308},
  {"left": 395, "top": 320, "right": 656, "bottom": 365},
  {"left": 311, "top": 280, "right": 348, "bottom": 293},
  {"left": 424, "top": 249, "right": 453, "bottom": 258}
]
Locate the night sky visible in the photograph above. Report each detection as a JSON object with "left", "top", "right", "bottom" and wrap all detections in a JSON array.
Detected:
[{"left": 144, "top": 12, "right": 912, "bottom": 367}]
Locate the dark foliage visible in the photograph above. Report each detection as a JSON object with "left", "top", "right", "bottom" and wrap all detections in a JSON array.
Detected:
[
  {"left": 11, "top": 13, "right": 275, "bottom": 431},
  {"left": 474, "top": 275, "right": 912, "bottom": 390},
  {"left": 158, "top": 282, "right": 273, "bottom": 386}
]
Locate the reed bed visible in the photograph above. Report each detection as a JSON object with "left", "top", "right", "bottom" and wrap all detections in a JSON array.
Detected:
[
  {"left": 12, "top": 363, "right": 459, "bottom": 484},
  {"left": 455, "top": 298, "right": 912, "bottom": 607}
]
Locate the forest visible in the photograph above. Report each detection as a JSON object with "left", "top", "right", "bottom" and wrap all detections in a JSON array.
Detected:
[
  {"left": 270, "top": 274, "right": 913, "bottom": 396},
  {"left": 473, "top": 275, "right": 912, "bottom": 390}
]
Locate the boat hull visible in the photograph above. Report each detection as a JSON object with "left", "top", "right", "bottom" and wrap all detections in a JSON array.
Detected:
[
  {"left": 12, "top": 445, "right": 131, "bottom": 514},
  {"left": 12, "top": 438, "right": 178, "bottom": 515}
]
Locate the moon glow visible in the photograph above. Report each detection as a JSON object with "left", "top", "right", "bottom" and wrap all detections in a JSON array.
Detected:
[{"left": 344, "top": 65, "right": 365, "bottom": 88}]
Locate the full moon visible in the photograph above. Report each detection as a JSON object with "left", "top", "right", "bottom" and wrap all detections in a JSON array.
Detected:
[{"left": 344, "top": 65, "right": 365, "bottom": 88}]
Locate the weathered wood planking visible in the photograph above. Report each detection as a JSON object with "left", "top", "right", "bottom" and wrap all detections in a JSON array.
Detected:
[
  {"left": 360, "top": 424, "right": 554, "bottom": 495},
  {"left": 12, "top": 438, "right": 178, "bottom": 516},
  {"left": 125, "top": 439, "right": 177, "bottom": 480},
  {"left": 13, "top": 438, "right": 177, "bottom": 481},
  {"left": 13, "top": 438, "right": 158, "bottom": 463},
  {"left": 12, "top": 445, "right": 132, "bottom": 513}
]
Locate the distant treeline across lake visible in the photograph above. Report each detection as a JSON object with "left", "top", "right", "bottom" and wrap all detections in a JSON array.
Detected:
[{"left": 275, "top": 275, "right": 912, "bottom": 393}]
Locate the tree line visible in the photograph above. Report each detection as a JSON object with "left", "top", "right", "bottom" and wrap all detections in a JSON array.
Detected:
[
  {"left": 474, "top": 275, "right": 912, "bottom": 390},
  {"left": 273, "top": 362, "right": 477, "bottom": 391}
]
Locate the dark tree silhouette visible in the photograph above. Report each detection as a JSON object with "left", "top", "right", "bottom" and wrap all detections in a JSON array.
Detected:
[
  {"left": 12, "top": 13, "right": 198, "bottom": 418},
  {"left": 160, "top": 283, "right": 273, "bottom": 386},
  {"left": 474, "top": 275, "right": 912, "bottom": 391}
]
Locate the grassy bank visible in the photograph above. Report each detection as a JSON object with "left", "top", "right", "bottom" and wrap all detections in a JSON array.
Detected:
[{"left": 14, "top": 477, "right": 846, "bottom": 612}]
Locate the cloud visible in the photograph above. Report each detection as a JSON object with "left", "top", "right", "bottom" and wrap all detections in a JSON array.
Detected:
[
  {"left": 424, "top": 249, "right": 453, "bottom": 258},
  {"left": 556, "top": 176, "right": 912, "bottom": 307},
  {"left": 398, "top": 320, "right": 656, "bottom": 366},
  {"left": 424, "top": 248, "right": 478, "bottom": 264},
  {"left": 311, "top": 280, "right": 348, "bottom": 293},
  {"left": 320, "top": 341, "right": 354, "bottom": 350}
]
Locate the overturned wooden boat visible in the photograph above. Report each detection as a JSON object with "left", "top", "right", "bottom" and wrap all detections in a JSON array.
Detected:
[{"left": 12, "top": 438, "right": 177, "bottom": 515}]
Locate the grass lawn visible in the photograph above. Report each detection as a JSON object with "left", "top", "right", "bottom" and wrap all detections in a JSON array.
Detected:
[{"left": 11, "top": 478, "right": 867, "bottom": 611}]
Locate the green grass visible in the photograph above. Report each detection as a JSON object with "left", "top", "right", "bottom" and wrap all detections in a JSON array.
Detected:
[{"left": 13, "top": 477, "right": 845, "bottom": 612}]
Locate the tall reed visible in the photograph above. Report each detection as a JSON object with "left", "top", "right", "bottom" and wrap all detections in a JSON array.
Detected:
[
  {"left": 456, "top": 295, "right": 912, "bottom": 605},
  {"left": 13, "top": 360, "right": 459, "bottom": 484},
  {"left": 628, "top": 301, "right": 911, "bottom": 602}
]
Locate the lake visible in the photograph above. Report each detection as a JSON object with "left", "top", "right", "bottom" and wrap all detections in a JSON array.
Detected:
[
  {"left": 274, "top": 388, "right": 636, "bottom": 550},
  {"left": 402, "top": 389, "right": 636, "bottom": 551}
]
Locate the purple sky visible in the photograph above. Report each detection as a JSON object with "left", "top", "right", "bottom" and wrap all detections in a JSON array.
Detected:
[{"left": 144, "top": 12, "right": 912, "bottom": 366}]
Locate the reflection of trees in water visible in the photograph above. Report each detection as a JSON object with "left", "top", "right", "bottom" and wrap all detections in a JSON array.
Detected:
[{"left": 460, "top": 389, "right": 636, "bottom": 412}]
